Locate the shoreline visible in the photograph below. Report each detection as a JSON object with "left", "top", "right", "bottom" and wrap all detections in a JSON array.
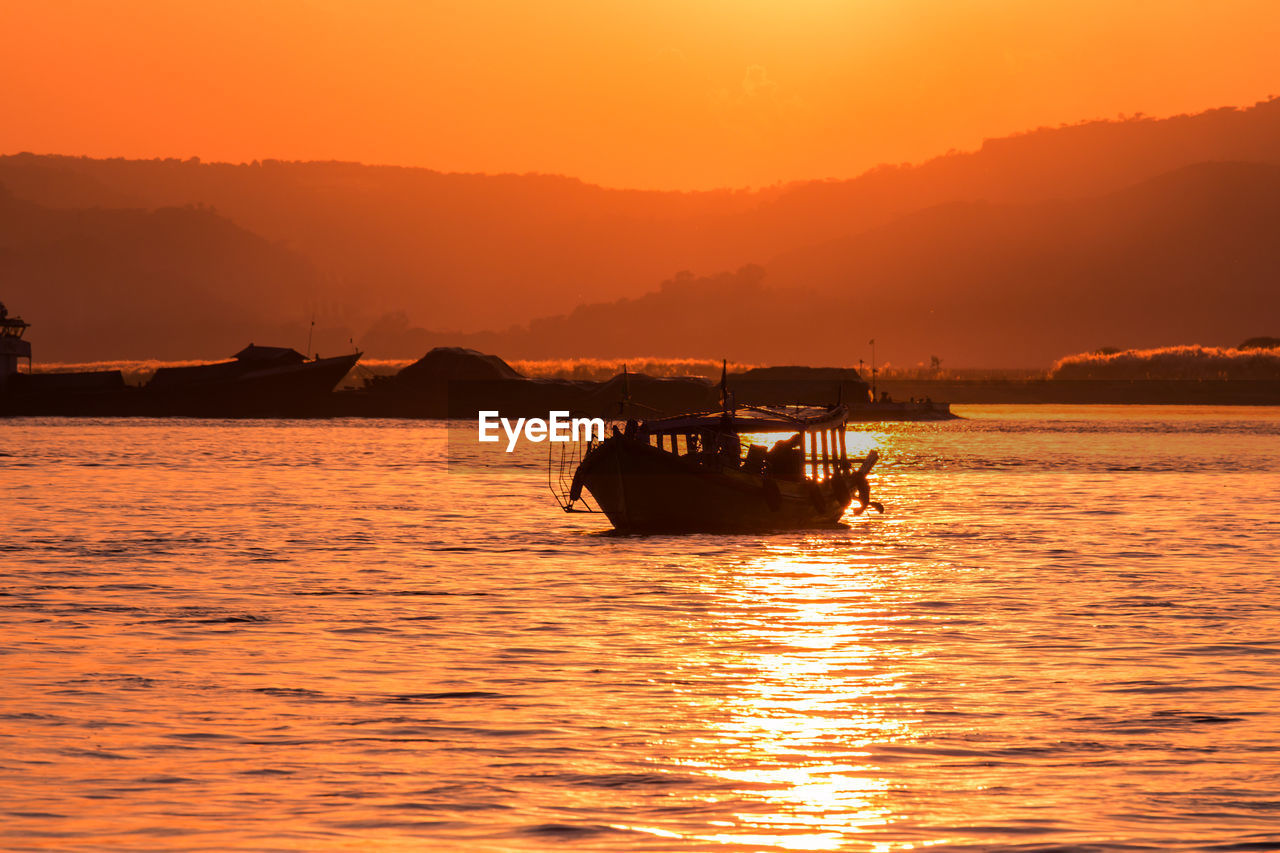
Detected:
[{"left": 2, "top": 389, "right": 1279, "bottom": 420}]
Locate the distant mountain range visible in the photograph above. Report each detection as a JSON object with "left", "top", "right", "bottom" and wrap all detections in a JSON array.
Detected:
[
  {"left": 3, "top": 98, "right": 1280, "bottom": 365},
  {"left": 0, "top": 186, "right": 324, "bottom": 360}
]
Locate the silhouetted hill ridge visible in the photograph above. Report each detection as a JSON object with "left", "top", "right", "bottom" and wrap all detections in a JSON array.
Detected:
[
  {"left": 452, "top": 161, "right": 1280, "bottom": 365},
  {"left": 0, "top": 188, "right": 335, "bottom": 360},
  {"left": 5, "top": 98, "right": 1280, "bottom": 361}
]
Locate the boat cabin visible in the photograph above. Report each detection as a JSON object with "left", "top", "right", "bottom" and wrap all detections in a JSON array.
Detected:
[{"left": 637, "top": 404, "right": 854, "bottom": 483}]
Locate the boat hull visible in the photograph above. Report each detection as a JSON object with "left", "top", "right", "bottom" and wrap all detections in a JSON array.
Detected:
[
  {"left": 141, "top": 353, "right": 361, "bottom": 415},
  {"left": 575, "top": 436, "right": 856, "bottom": 533}
]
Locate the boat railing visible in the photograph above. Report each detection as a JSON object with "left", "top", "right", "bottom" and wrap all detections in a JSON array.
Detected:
[
  {"left": 637, "top": 423, "right": 867, "bottom": 484},
  {"left": 0, "top": 318, "right": 29, "bottom": 339},
  {"left": 547, "top": 412, "right": 607, "bottom": 513}
]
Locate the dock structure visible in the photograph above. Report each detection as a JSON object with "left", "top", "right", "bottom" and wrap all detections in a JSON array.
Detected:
[{"left": 0, "top": 306, "right": 32, "bottom": 389}]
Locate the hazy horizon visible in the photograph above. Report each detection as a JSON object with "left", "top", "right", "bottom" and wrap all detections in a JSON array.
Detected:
[
  {"left": 6, "top": 1, "right": 1280, "bottom": 190},
  {"left": 5, "top": 95, "right": 1273, "bottom": 194},
  {"left": 6, "top": 99, "right": 1280, "bottom": 368}
]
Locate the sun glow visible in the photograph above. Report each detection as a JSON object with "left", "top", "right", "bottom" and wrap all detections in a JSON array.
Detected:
[{"left": 4, "top": 1, "right": 1277, "bottom": 189}]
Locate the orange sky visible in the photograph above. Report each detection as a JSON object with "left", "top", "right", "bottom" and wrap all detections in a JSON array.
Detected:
[{"left": 3, "top": 0, "right": 1279, "bottom": 190}]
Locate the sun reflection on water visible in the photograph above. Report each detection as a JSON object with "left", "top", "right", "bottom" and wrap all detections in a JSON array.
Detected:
[{"left": 641, "top": 548, "right": 926, "bottom": 850}]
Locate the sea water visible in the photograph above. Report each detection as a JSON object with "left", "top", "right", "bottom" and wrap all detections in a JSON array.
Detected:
[{"left": 2, "top": 406, "right": 1278, "bottom": 851}]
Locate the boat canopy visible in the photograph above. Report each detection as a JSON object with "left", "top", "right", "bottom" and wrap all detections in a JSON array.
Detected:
[
  {"left": 234, "top": 345, "right": 306, "bottom": 365},
  {"left": 0, "top": 318, "right": 28, "bottom": 339},
  {"left": 643, "top": 404, "right": 848, "bottom": 435}
]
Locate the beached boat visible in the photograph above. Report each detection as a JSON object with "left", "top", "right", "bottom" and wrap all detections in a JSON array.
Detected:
[
  {"left": 146, "top": 345, "right": 360, "bottom": 402},
  {"left": 550, "top": 404, "right": 882, "bottom": 532}
]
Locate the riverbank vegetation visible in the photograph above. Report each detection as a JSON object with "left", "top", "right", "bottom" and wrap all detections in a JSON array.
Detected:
[{"left": 1051, "top": 344, "right": 1280, "bottom": 380}]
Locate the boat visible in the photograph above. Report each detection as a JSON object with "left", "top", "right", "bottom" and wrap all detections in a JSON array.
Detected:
[
  {"left": 144, "top": 344, "right": 360, "bottom": 411},
  {"left": 0, "top": 305, "right": 365, "bottom": 415},
  {"left": 550, "top": 403, "right": 883, "bottom": 533}
]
